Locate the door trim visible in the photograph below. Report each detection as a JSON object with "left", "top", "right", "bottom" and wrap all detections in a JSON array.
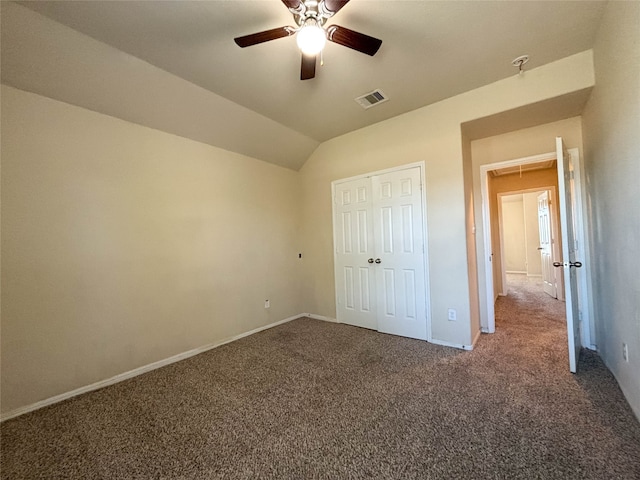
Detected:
[{"left": 331, "top": 161, "right": 432, "bottom": 342}]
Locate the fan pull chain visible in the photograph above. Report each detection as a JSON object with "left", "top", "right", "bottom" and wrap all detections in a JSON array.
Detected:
[{"left": 320, "top": 49, "right": 324, "bottom": 66}]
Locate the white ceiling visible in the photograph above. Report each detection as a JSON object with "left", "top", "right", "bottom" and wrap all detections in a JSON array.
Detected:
[{"left": 3, "top": 1, "right": 607, "bottom": 168}]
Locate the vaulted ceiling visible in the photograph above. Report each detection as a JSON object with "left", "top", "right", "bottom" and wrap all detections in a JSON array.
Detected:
[{"left": 2, "top": 1, "right": 607, "bottom": 169}]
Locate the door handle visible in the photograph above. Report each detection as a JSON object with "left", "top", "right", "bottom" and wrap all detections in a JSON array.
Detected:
[
  {"left": 553, "top": 261, "right": 583, "bottom": 268},
  {"left": 367, "top": 258, "right": 374, "bottom": 264},
  {"left": 375, "top": 258, "right": 382, "bottom": 264},
  {"left": 537, "top": 247, "right": 543, "bottom": 250}
]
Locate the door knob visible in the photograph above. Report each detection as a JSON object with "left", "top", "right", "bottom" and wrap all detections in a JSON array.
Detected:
[
  {"left": 367, "top": 258, "right": 374, "bottom": 264},
  {"left": 553, "top": 261, "right": 583, "bottom": 268},
  {"left": 537, "top": 247, "right": 543, "bottom": 250},
  {"left": 375, "top": 258, "right": 382, "bottom": 264}
]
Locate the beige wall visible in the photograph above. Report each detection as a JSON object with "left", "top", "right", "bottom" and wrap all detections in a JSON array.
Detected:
[
  {"left": 500, "top": 193, "right": 544, "bottom": 275},
  {"left": 582, "top": 1, "right": 640, "bottom": 418},
  {"left": 522, "top": 192, "right": 543, "bottom": 277},
  {"left": 470, "top": 116, "right": 583, "bottom": 328},
  {"left": 300, "top": 53, "right": 594, "bottom": 347},
  {"left": 501, "top": 196, "right": 527, "bottom": 273},
  {"left": 1, "top": 85, "right": 304, "bottom": 414}
]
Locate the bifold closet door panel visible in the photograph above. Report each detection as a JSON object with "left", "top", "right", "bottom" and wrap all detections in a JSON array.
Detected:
[
  {"left": 333, "top": 177, "right": 377, "bottom": 330},
  {"left": 372, "top": 167, "right": 427, "bottom": 340}
]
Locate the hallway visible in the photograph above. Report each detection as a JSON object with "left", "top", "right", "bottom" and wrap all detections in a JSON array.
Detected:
[{"left": 495, "top": 273, "right": 568, "bottom": 368}]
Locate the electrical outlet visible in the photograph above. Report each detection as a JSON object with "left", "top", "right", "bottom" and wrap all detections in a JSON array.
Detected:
[
  {"left": 622, "top": 343, "right": 629, "bottom": 362},
  {"left": 264, "top": 300, "right": 270, "bottom": 309},
  {"left": 447, "top": 308, "right": 457, "bottom": 321}
]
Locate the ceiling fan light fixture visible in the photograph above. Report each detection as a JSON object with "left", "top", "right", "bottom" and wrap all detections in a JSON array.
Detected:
[{"left": 296, "top": 19, "right": 326, "bottom": 55}]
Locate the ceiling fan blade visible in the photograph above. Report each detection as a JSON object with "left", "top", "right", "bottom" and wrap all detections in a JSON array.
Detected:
[
  {"left": 322, "top": 0, "right": 350, "bottom": 15},
  {"left": 301, "top": 54, "right": 316, "bottom": 80},
  {"left": 326, "top": 25, "right": 382, "bottom": 56},
  {"left": 234, "top": 27, "right": 294, "bottom": 48},
  {"left": 281, "top": 0, "right": 302, "bottom": 8}
]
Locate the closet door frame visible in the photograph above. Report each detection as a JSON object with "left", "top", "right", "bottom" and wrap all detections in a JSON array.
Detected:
[{"left": 331, "top": 161, "right": 432, "bottom": 342}]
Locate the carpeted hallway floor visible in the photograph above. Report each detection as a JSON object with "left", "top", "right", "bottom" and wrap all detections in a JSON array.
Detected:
[{"left": 2, "top": 276, "right": 640, "bottom": 479}]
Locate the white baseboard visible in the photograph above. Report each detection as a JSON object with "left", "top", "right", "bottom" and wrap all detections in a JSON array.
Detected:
[
  {"left": 1, "top": 313, "right": 307, "bottom": 422},
  {"left": 428, "top": 337, "right": 474, "bottom": 351},
  {"left": 304, "top": 313, "right": 337, "bottom": 323}
]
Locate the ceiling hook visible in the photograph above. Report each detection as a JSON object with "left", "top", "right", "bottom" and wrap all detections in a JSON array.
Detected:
[{"left": 511, "top": 55, "right": 529, "bottom": 76}]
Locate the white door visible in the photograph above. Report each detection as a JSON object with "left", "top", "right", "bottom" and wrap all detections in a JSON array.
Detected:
[
  {"left": 372, "top": 168, "right": 427, "bottom": 340},
  {"left": 537, "top": 191, "right": 557, "bottom": 298},
  {"left": 555, "top": 137, "right": 582, "bottom": 373},
  {"left": 334, "top": 177, "right": 377, "bottom": 330},
  {"left": 333, "top": 166, "right": 428, "bottom": 340}
]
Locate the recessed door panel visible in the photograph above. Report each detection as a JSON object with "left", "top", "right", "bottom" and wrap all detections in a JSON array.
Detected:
[
  {"left": 342, "top": 212, "right": 352, "bottom": 254},
  {"left": 381, "top": 206, "right": 394, "bottom": 253},
  {"left": 401, "top": 205, "right": 414, "bottom": 253},
  {"left": 359, "top": 267, "right": 371, "bottom": 312},
  {"left": 403, "top": 269, "right": 417, "bottom": 319},
  {"left": 344, "top": 267, "right": 354, "bottom": 309},
  {"left": 357, "top": 210, "right": 368, "bottom": 253},
  {"left": 383, "top": 269, "right": 396, "bottom": 316}
]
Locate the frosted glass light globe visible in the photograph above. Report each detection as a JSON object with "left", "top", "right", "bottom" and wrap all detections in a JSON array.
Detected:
[{"left": 296, "top": 22, "right": 326, "bottom": 55}]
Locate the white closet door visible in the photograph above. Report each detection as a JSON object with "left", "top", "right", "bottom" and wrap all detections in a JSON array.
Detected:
[
  {"left": 334, "top": 177, "right": 377, "bottom": 330},
  {"left": 372, "top": 167, "right": 427, "bottom": 340}
]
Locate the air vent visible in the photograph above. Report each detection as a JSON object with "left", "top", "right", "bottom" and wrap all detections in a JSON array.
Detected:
[{"left": 355, "top": 89, "right": 388, "bottom": 109}]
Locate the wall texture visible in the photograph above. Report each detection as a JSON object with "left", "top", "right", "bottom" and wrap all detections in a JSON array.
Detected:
[
  {"left": 523, "top": 192, "right": 543, "bottom": 277},
  {"left": 1, "top": 86, "right": 304, "bottom": 414},
  {"left": 582, "top": 1, "right": 640, "bottom": 419},
  {"left": 501, "top": 196, "right": 527, "bottom": 273},
  {"left": 499, "top": 193, "right": 544, "bottom": 276}
]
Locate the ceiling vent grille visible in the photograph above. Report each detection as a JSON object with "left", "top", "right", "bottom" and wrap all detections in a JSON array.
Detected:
[{"left": 355, "top": 89, "right": 388, "bottom": 109}]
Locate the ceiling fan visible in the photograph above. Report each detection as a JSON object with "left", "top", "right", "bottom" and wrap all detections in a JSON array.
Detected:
[{"left": 234, "top": 0, "right": 382, "bottom": 80}]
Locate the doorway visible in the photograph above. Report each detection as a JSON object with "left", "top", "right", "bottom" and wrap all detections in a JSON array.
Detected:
[
  {"left": 479, "top": 142, "right": 594, "bottom": 372},
  {"left": 498, "top": 189, "right": 562, "bottom": 300}
]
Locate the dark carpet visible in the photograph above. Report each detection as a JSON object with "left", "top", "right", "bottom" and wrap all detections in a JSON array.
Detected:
[{"left": 2, "top": 276, "right": 640, "bottom": 479}]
